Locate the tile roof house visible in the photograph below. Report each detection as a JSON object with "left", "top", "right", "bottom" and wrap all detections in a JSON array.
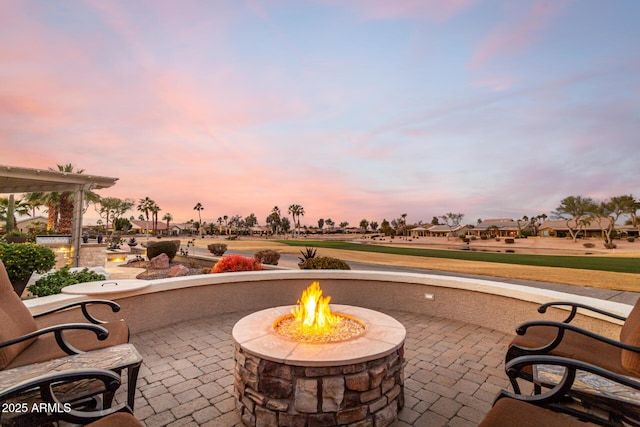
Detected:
[
  {"left": 130, "top": 220, "right": 168, "bottom": 235},
  {"left": 538, "top": 218, "right": 611, "bottom": 238},
  {"left": 473, "top": 218, "right": 533, "bottom": 237},
  {"left": 409, "top": 225, "right": 433, "bottom": 237},
  {"left": 425, "top": 224, "right": 469, "bottom": 237}
]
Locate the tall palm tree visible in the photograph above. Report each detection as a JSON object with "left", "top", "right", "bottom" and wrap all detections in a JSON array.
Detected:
[
  {"left": 149, "top": 202, "right": 161, "bottom": 235},
  {"left": 137, "top": 197, "right": 155, "bottom": 236},
  {"left": 288, "top": 204, "right": 305, "bottom": 238},
  {"left": 163, "top": 213, "right": 173, "bottom": 234},
  {"left": 53, "top": 164, "right": 85, "bottom": 234},
  {"left": 267, "top": 206, "right": 281, "bottom": 236},
  {"left": 193, "top": 203, "right": 204, "bottom": 229}
]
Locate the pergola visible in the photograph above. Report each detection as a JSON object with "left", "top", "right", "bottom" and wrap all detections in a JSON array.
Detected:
[{"left": 0, "top": 164, "right": 118, "bottom": 267}]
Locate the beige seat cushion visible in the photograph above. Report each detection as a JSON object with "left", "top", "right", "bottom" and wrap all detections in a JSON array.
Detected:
[
  {"left": 479, "top": 398, "right": 598, "bottom": 427},
  {"left": 620, "top": 299, "right": 640, "bottom": 376},
  {"left": 86, "top": 412, "right": 143, "bottom": 427},
  {"left": 0, "top": 260, "right": 38, "bottom": 369},
  {"left": 509, "top": 325, "right": 625, "bottom": 376},
  {"left": 5, "top": 320, "right": 129, "bottom": 369}
]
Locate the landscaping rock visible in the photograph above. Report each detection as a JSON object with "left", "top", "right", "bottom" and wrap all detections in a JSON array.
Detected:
[
  {"left": 150, "top": 253, "right": 170, "bottom": 269},
  {"left": 167, "top": 264, "right": 190, "bottom": 277}
]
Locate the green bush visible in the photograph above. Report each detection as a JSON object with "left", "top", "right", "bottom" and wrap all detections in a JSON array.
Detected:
[
  {"left": 299, "top": 256, "right": 350, "bottom": 270},
  {"left": 0, "top": 242, "right": 56, "bottom": 284},
  {"left": 146, "top": 240, "right": 178, "bottom": 261},
  {"left": 254, "top": 249, "right": 280, "bottom": 265},
  {"left": 207, "top": 243, "right": 228, "bottom": 256},
  {"left": 29, "top": 267, "right": 106, "bottom": 297}
]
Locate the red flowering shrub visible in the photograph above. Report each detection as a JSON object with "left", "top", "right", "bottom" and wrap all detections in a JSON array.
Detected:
[{"left": 212, "top": 254, "right": 262, "bottom": 273}]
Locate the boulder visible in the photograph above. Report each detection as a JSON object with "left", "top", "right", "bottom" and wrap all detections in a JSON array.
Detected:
[
  {"left": 150, "top": 253, "right": 170, "bottom": 269},
  {"left": 167, "top": 264, "right": 190, "bottom": 278}
]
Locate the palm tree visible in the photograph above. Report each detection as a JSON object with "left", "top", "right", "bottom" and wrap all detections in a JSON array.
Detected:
[
  {"left": 288, "top": 204, "right": 305, "bottom": 238},
  {"left": 137, "top": 197, "right": 155, "bottom": 236},
  {"left": 193, "top": 203, "right": 204, "bottom": 229},
  {"left": 359, "top": 219, "right": 369, "bottom": 236},
  {"left": 149, "top": 201, "right": 161, "bottom": 235},
  {"left": 267, "top": 206, "right": 281, "bottom": 236},
  {"left": 23, "top": 192, "right": 46, "bottom": 218},
  {"left": 53, "top": 164, "right": 85, "bottom": 234},
  {"left": 163, "top": 213, "right": 173, "bottom": 234}
]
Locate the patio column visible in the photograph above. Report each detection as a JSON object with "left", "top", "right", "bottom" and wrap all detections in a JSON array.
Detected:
[{"left": 71, "top": 183, "right": 92, "bottom": 267}]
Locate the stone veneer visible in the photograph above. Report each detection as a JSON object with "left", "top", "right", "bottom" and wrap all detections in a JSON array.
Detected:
[
  {"left": 233, "top": 305, "right": 406, "bottom": 427},
  {"left": 78, "top": 243, "right": 107, "bottom": 267},
  {"left": 234, "top": 345, "right": 404, "bottom": 427}
]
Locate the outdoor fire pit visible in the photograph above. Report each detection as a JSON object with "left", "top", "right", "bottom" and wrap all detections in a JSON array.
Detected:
[{"left": 232, "top": 282, "right": 406, "bottom": 427}]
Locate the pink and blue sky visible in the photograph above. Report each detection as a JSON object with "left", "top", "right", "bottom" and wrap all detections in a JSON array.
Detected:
[{"left": 2, "top": 0, "right": 639, "bottom": 226}]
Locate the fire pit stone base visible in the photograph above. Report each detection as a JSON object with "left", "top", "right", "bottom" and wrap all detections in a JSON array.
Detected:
[{"left": 234, "top": 344, "right": 405, "bottom": 427}]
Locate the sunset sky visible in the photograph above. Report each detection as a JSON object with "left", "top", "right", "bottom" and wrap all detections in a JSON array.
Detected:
[{"left": 2, "top": 0, "right": 639, "bottom": 227}]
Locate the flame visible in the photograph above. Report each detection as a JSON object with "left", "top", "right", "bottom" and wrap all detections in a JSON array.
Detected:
[{"left": 292, "top": 282, "right": 340, "bottom": 332}]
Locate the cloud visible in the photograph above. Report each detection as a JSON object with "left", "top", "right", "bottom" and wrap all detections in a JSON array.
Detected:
[
  {"left": 320, "top": 0, "right": 477, "bottom": 21},
  {"left": 469, "top": 0, "right": 569, "bottom": 69}
]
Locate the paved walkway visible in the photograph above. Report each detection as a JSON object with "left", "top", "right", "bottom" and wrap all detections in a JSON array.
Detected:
[{"left": 119, "top": 309, "right": 512, "bottom": 427}]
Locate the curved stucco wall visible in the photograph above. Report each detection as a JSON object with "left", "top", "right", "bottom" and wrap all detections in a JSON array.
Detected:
[{"left": 27, "top": 270, "right": 630, "bottom": 338}]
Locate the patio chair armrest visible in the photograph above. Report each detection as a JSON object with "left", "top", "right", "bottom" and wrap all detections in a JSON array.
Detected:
[
  {"left": 538, "top": 301, "right": 627, "bottom": 323},
  {"left": 34, "top": 300, "right": 121, "bottom": 324},
  {"left": 0, "top": 323, "right": 109, "bottom": 356},
  {"left": 0, "top": 368, "right": 133, "bottom": 424},
  {"left": 511, "top": 320, "right": 640, "bottom": 358}
]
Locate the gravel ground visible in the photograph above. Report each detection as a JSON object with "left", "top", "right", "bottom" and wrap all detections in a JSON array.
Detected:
[{"left": 122, "top": 260, "right": 204, "bottom": 280}]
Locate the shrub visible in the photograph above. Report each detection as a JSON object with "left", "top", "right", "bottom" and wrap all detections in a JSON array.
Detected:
[
  {"left": 146, "top": 241, "right": 178, "bottom": 261},
  {"left": 298, "top": 247, "right": 317, "bottom": 264},
  {"left": 628, "top": 237, "right": 636, "bottom": 243},
  {"left": 0, "top": 242, "right": 56, "bottom": 285},
  {"left": 254, "top": 249, "right": 280, "bottom": 265},
  {"left": 212, "top": 255, "right": 261, "bottom": 273},
  {"left": 146, "top": 240, "right": 181, "bottom": 251},
  {"left": 505, "top": 238, "right": 515, "bottom": 244},
  {"left": 583, "top": 242, "right": 595, "bottom": 248},
  {"left": 604, "top": 243, "right": 617, "bottom": 249},
  {"left": 299, "top": 256, "right": 351, "bottom": 270},
  {"left": 207, "top": 243, "right": 228, "bottom": 256},
  {"left": 29, "top": 267, "right": 106, "bottom": 297},
  {"left": 200, "top": 267, "right": 212, "bottom": 274}
]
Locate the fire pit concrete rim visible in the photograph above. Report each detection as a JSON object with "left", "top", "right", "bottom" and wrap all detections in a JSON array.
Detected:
[{"left": 232, "top": 304, "right": 406, "bottom": 367}]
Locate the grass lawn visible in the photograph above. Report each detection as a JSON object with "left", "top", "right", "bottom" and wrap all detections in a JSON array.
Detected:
[{"left": 276, "top": 240, "right": 640, "bottom": 274}]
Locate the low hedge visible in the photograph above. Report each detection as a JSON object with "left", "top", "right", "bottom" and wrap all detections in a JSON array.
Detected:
[
  {"left": 207, "top": 243, "right": 228, "bottom": 256},
  {"left": 29, "top": 267, "right": 106, "bottom": 297},
  {"left": 146, "top": 240, "right": 178, "bottom": 261},
  {"left": 254, "top": 249, "right": 280, "bottom": 265},
  {"left": 299, "top": 256, "right": 350, "bottom": 270}
]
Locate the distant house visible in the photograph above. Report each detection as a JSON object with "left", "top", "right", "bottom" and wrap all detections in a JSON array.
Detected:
[
  {"left": 130, "top": 220, "right": 168, "bottom": 235},
  {"left": 409, "top": 225, "right": 433, "bottom": 237},
  {"left": 171, "top": 223, "right": 194, "bottom": 236},
  {"left": 425, "top": 224, "right": 469, "bottom": 237},
  {"left": 15, "top": 216, "right": 48, "bottom": 234},
  {"left": 538, "top": 219, "right": 612, "bottom": 238},
  {"left": 472, "top": 219, "right": 533, "bottom": 237},
  {"left": 250, "top": 226, "right": 271, "bottom": 236}
]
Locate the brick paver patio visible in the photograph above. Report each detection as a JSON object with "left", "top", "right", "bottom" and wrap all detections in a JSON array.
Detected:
[{"left": 119, "top": 309, "right": 512, "bottom": 426}]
